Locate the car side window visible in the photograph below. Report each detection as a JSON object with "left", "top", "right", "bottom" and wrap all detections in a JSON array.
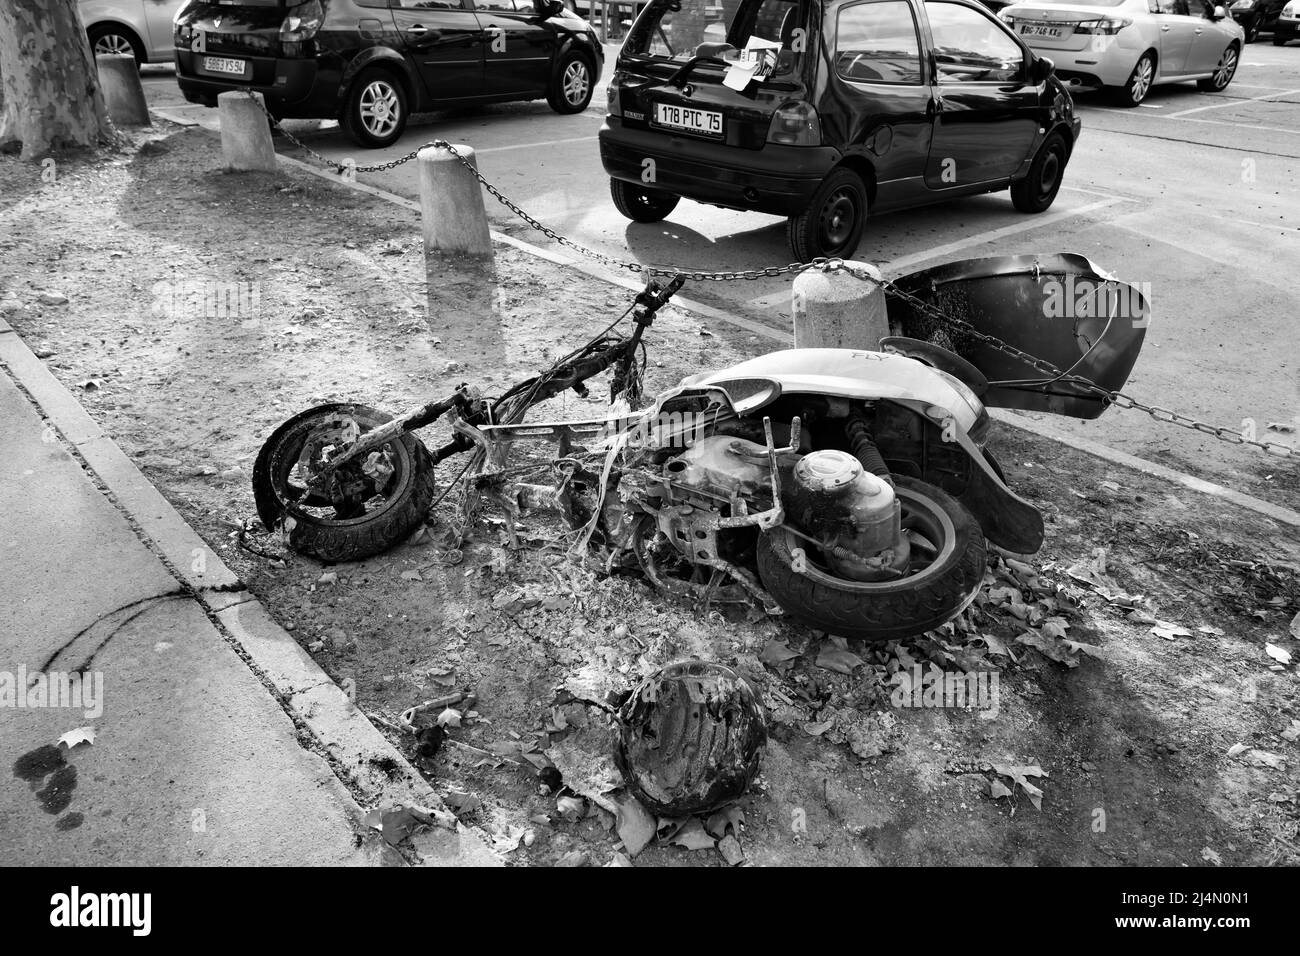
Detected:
[
  {"left": 1185, "top": 0, "right": 1213, "bottom": 16},
  {"left": 398, "top": 0, "right": 471, "bottom": 9},
  {"left": 1154, "top": 0, "right": 1189, "bottom": 13},
  {"left": 834, "top": 1, "right": 924, "bottom": 85},
  {"left": 355, "top": 0, "right": 393, "bottom": 9},
  {"left": 473, "top": 0, "right": 524, "bottom": 10},
  {"left": 925, "top": 1, "right": 1024, "bottom": 84}
]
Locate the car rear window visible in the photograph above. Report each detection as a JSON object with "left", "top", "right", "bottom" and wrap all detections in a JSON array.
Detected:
[
  {"left": 835, "top": 1, "right": 924, "bottom": 85},
  {"left": 624, "top": 0, "right": 806, "bottom": 75}
]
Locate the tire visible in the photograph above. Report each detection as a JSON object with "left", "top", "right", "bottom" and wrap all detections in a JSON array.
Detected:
[
  {"left": 610, "top": 178, "right": 680, "bottom": 222},
  {"left": 252, "top": 403, "right": 436, "bottom": 563},
  {"left": 786, "top": 167, "right": 868, "bottom": 262},
  {"left": 342, "top": 69, "right": 408, "bottom": 149},
  {"left": 1010, "top": 131, "right": 1068, "bottom": 213},
  {"left": 1274, "top": 35, "right": 1288, "bottom": 46},
  {"left": 1110, "top": 52, "right": 1155, "bottom": 107},
  {"left": 1244, "top": 22, "right": 1259, "bottom": 43},
  {"left": 547, "top": 52, "right": 594, "bottom": 114},
  {"left": 88, "top": 24, "right": 144, "bottom": 66},
  {"left": 756, "top": 476, "right": 987, "bottom": 642},
  {"left": 1196, "top": 44, "right": 1239, "bottom": 92}
]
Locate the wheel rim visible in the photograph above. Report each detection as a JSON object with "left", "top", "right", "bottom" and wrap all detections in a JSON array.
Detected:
[
  {"left": 359, "top": 80, "right": 401, "bottom": 138},
  {"left": 777, "top": 483, "right": 960, "bottom": 590},
  {"left": 270, "top": 411, "right": 410, "bottom": 525},
  {"left": 633, "top": 518, "right": 751, "bottom": 605},
  {"left": 818, "top": 187, "right": 859, "bottom": 251},
  {"left": 563, "top": 61, "right": 590, "bottom": 106},
  {"left": 1214, "top": 48, "right": 1238, "bottom": 88},
  {"left": 94, "top": 34, "right": 133, "bottom": 57},
  {"left": 1130, "top": 56, "right": 1153, "bottom": 102},
  {"left": 1037, "top": 147, "right": 1062, "bottom": 201}
]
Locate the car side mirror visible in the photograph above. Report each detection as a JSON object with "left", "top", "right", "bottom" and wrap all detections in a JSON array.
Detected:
[
  {"left": 534, "top": 0, "right": 565, "bottom": 17},
  {"left": 1211, "top": 4, "right": 1227, "bottom": 17},
  {"left": 1030, "top": 55, "right": 1055, "bottom": 84}
]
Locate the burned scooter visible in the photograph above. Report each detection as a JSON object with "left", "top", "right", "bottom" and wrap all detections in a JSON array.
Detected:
[{"left": 252, "top": 255, "right": 1147, "bottom": 641}]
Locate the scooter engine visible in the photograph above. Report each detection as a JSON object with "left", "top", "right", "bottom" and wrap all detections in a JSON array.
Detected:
[{"left": 784, "top": 450, "right": 910, "bottom": 581}]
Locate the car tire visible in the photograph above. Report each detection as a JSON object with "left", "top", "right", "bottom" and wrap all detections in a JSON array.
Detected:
[
  {"left": 610, "top": 178, "right": 680, "bottom": 222},
  {"left": 342, "top": 69, "right": 408, "bottom": 149},
  {"left": 1111, "top": 51, "right": 1155, "bottom": 107},
  {"left": 1244, "top": 21, "right": 1259, "bottom": 42},
  {"left": 88, "top": 24, "right": 144, "bottom": 66},
  {"left": 1274, "top": 34, "right": 1288, "bottom": 45},
  {"left": 786, "top": 167, "right": 868, "bottom": 262},
  {"left": 547, "top": 52, "right": 594, "bottom": 114},
  {"left": 1010, "top": 131, "right": 1068, "bottom": 213},
  {"left": 1196, "top": 44, "right": 1239, "bottom": 91}
]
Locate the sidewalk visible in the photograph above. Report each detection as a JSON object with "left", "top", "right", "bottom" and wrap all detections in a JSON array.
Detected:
[{"left": 0, "top": 318, "right": 495, "bottom": 866}]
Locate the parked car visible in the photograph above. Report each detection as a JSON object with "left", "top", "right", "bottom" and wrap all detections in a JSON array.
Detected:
[
  {"left": 172, "top": 0, "right": 604, "bottom": 148},
  {"left": 1273, "top": 0, "right": 1299, "bottom": 40},
  {"left": 1229, "top": 0, "right": 1287, "bottom": 40},
  {"left": 80, "top": 0, "right": 187, "bottom": 66},
  {"left": 999, "top": 0, "right": 1243, "bottom": 106},
  {"left": 600, "top": 0, "right": 1082, "bottom": 260}
]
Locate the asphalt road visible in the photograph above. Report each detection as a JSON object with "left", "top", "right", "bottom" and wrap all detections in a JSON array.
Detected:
[{"left": 142, "top": 41, "right": 1300, "bottom": 502}]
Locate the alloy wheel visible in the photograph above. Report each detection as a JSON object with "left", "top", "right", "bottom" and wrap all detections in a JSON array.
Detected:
[
  {"left": 1129, "top": 56, "right": 1153, "bottom": 103},
  {"left": 563, "top": 61, "right": 590, "bottom": 108},
  {"left": 359, "top": 80, "right": 401, "bottom": 139},
  {"left": 94, "top": 33, "right": 134, "bottom": 57},
  {"left": 1213, "top": 47, "right": 1238, "bottom": 89}
]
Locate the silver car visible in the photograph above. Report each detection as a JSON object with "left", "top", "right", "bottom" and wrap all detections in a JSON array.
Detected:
[
  {"left": 79, "top": 0, "right": 186, "bottom": 66},
  {"left": 999, "top": 0, "right": 1244, "bottom": 105}
]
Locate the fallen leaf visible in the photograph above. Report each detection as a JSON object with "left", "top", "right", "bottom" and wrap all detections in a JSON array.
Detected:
[
  {"left": 815, "top": 639, "right": 864, "bottom": 675},
  {"left": 1265, "top": 643, "right": 1292, "bottom": 665},
  {"left": 57, "top": 727, "right": 95, "bottom": 749},
  {"left": 1246, "top": 750, "right": 1286, "bottom": 770},
  {"left": 615, "top": 795, "right": 657, "bottom": 858},
  {"left": 668, "top": 818, "right": 716, "bottom": 852},
  {"left": 1226, "top": 743, "right": 1248, "bottom": 758},
  {"left": 704, "top": 805, "right": 745, "bottom": 840},
  {"left": 604, "top": 853, "right": 634, "bottom": 867},
  {"left": 760, "top": 638, "right": 800, "bottom": 666},
  {"left": 989, "top": 779, "right": 1012, "bottom": 799},
  {"left": 802, "top": 719, "right": 835, "bottom": 737},
  {"left": 1151, "top": 621, "right": 1192, "bottom": 641},
  {"left": 1201, "top": 847, "right": 1222, "bottom": 866},
  {"left": 435, "top": 707, "right": 462, "bottom": 728},
  {"left": 717, "top": 834, "right": 745, "bottom": 866}
]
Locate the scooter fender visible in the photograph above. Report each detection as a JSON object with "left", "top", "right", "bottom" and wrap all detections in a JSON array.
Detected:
[{"left": 677, "top": 348, "right": 1046, "bottom": 554}]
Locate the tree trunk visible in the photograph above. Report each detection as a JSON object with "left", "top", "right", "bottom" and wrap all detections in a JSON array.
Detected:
[{"left": 0, "top": 0, "right": 117, "bottom": 160}]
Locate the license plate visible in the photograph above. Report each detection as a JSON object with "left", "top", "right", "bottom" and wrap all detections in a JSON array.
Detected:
[
  {"left": 653, "top": 103, "right": 723, "bottom": 138},
  {"left": 1019, "top": 23, "right": 1065, "bottom": 39},
  {"left": 203, "top": 56, "right": 246, "bottom": 76}
]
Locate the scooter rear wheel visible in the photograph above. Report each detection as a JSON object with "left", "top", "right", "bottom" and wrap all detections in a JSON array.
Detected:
[
  {"left": 756, "top": 476, "right": 986, "bottom": 641},
  {"left": 252, "top": 403, "right": 436, "bottom": 563}
]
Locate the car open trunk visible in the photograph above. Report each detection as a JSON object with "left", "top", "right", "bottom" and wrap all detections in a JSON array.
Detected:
[{"left": 885, "top": 253, "right": 1149, "bottom": 420}]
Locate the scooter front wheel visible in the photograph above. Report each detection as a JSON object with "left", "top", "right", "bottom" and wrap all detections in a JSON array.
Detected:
[
  {"left": 756, "top": 476, "right": 986, "bottom": 642},
  {"left": 252, "top": 403, "right": 436, "bottom": 563}
]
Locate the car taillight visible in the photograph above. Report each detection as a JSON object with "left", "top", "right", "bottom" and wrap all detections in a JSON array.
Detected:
[
  {"left": 1074, "top": 17, "right": 1131, "bottom": 33},
  {"left": 280, "top": 0, "right": 325, "bottom": 42},
  {"left": 606, "top": 82, "right": 623, "bottom": 117},
  {"left": 767, "top": 101, "right": 821, "bottom": 147}
]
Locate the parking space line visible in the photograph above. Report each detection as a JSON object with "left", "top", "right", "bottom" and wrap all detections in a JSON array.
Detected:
[
  {"left": 879, "top": 198, "right": 1124, "bottom": 273},
  {"left": 1171, "top": 115, "right": 1300, "bottom": 136},
  {"left": 474, "top": 135, "right": 596, "bottom": 155},
  {"left": 1165, "top": 87, "right": 1300, "bottom": 117}
]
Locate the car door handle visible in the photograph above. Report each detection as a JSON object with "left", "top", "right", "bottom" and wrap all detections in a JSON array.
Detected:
[
  {"left": 1195, "top": 27, "right": 1203, "bottom": 32},
  {"left": 1161, "top": 24, "right": 1170, "bottom": 30},
  {"left": 406, "top": 24, "right": 430, "bottom": 35}
]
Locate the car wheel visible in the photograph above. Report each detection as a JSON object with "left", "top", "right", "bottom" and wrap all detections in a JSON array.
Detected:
[
  {"left": 88, "top": 24, "right": 144, "bottom": 66},
  {"left": 1273, "top": 34, "right": 1288, "bottom": 45},
  {"left": 1010, "top": 131, "right": 1069, "bottom": 214},
  {"left": 342, "top": 70, "right": 408, "bottom": 149},
  {"left": 1197, "top": 44, "right": 1240, "bottom": 91},
  {"left": 786, "top": 167, "right": 868, "bottom": 262},
  {"left": 610, "top": 178, "right": 680, "bottom": 223},
  {"left": 1112, "top": 52, "right": 1155, "bottom": 107},
  {"left": 547, "top": 52, "right": 594, "bottom": 114}
]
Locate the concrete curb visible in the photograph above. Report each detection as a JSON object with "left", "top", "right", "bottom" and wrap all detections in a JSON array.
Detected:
[{"left": 0, "top": 315, "right": 502, "bottom": 867}]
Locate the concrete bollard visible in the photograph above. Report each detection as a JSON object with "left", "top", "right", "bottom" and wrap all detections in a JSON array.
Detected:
[
  {"left": 218, "top": 91, "right": 277, "bottom": 172},
  {"left": 418, "top": 144, "right": 493, "bottom": 259},
  {"left": 96, "top": 54, "right": 151, "bottom": 127},
  {"left": 791, "top": 260, "right": 890, "bottom": 350}
]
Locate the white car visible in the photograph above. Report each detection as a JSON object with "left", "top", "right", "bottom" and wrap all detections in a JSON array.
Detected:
[
  {"left": 79, "top": 0, "right": 187, "bottom": 67},
  {"left": 999, "top": 0, "right": 1244, "bottom": 105}
]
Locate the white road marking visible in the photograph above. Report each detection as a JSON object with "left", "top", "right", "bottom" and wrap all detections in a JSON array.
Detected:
[
  {"left": 474, "top": 135, "right": 596, "bottom": 154},
  {"left": 1165, "top": 87, "right": 1300, "bottom": 117},
  {"left": 1170, "top": 115, "right": 1300, "bottom": 136},
  {"left": 879, "top": 198, "right": 1124, "bottom": 273}
]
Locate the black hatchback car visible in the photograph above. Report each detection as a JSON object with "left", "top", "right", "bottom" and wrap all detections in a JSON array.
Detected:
[
  {"left": 174, "top": 0, "right": 604, "bottom": 147},
  {"left": 599, "top": 0, "right": 1081, "bottom": 260}
]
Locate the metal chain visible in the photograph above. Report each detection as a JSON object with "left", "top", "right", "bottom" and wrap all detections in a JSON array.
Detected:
[{"left": 246, "top": 92, "right": 1296, "bottom": 458}]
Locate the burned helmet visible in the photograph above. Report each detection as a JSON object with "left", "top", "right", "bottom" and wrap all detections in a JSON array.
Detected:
[{"left": 615, "top": 660, "right": 767, "bottom": 817}]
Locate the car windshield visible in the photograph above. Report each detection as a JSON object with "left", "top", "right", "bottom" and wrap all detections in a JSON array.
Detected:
[{"left": 624, "top": 0, "right": 807, "bottom": 75}]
